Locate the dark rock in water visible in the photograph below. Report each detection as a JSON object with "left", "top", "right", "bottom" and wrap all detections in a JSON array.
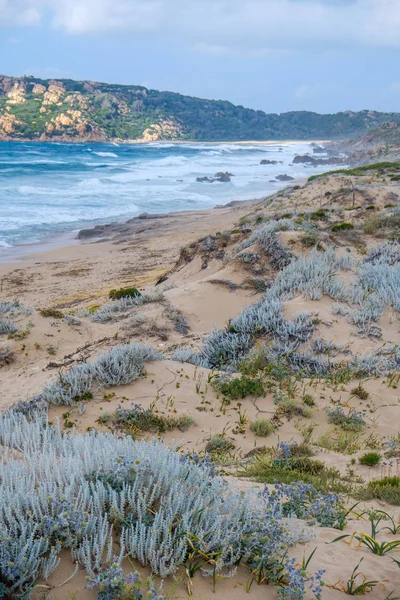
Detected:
[
  {"left": 196, "top": 171, "right": 234, "bottom": 183},
  {"left": 276, "top": 174, "right": 294, "bottom": 181},
  {"left": 196, "top": 176, "right": 213, "bottom": 183},
  {"left": 312, "top": 145, "right": 326, "bottom": 154},
  {"left": 292, "top": 154, "right": 345, "bottom": 166},
  {"left": 260, "top": 159, "right": 278, "bottom": 165},
  {"left": 215, "top": 171, "right": 233, "bottom": 182}
]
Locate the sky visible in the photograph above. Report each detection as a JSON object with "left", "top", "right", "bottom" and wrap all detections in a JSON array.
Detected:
[{"left": 1, "top": 0, "right": 400, "bottom": 114}]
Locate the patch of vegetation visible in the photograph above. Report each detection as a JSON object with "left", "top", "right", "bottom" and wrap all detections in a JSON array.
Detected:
[
  {"left": 114, "top": 403, "right": 195, "bottom": 434},
  {"left": 109, "top": 287, "right": 141, "bottom": 300},
  {"left": 39, "top": 308, "right": 64, "bottom": 319},
  {"left": 300, "top": 230, "right": 319, "bottom": 247},
  {"left": 356, "top": 477, "right": 400, "bottom": 505},
  {"left": 0, "top": 346, "right": 14, "bottom": 366},
  {"left": 325, "top": 406, "right": 366, "bottom": 431},
  {"left": 359, "top": 452, "right": 381, "bottom": 466},
  {"left": 308, "top": 162, "right": 400, "bottom": 182},
  {"left": 250, "top": 418, "right": 275, "bottom": 437},
  {"left": 217, "top": 375, "right": 265, "bottom": 400},
  {"left": 205, "top": 433, "right": 235, "bottom": 454},
  {"left": 309, "top": 209, "right": 328, "bottom": 221},
  {"left": 331, "top": 222, "right": 354, "bottom": 232},
  {"left": 351, "top": 383, "right": 369, "bottom": 400}
]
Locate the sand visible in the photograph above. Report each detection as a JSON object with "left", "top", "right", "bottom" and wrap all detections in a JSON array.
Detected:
[{"left": 2, "top": 175, "right": 400, "bottom": 598}]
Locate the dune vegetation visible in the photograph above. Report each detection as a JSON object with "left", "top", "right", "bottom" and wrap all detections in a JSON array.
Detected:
[{"left": 1, "top": 161, "right": 400, "bottom": 598}]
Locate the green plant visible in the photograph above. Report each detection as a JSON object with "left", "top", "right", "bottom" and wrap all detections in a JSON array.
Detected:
[
  {"left": 39, "top": 308, "right": 64, "bottom": 319},
  {"left": 332, "top": 532, "right": 400, "bottom": 556},
  {"left": 115, "top": 404, "right": 195, "bottom": 434},
  {"left": 109, "top": 287, "right": 141, "bottom": 300},
  {"left": 331, "top": 222, "right": 354, "bottom": 232},
  {"left": 205, "top": 433, "right": 235, "bottom": 455},
  {"left": 47, "top": 345, "right": 56, "bottom": 355},
  {"left": 217, "top": 375, "right": 265, "bottom": 400},
  {"left": 300, "top": 230, "right": 319, "bottom": 247},
  {"left": 250, "top": 418, "right": 275, "bottom": 437},
  {"left": 334, "top": 558, "right": 381, "bottom": 595},
  {"left": 351, "top": 383, "right": 369, "bottom": 400},
  {"left": 359, "top": 452, "right": 381, "bottom": 466}
]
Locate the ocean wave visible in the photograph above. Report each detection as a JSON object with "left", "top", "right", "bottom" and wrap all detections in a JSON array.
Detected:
[{"left": 92, "top": 151, "right": 118, "bottom": 158}]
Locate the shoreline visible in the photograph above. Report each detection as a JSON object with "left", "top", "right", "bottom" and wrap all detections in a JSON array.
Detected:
[
  {"left": 0, "top": 138, "right": 330, "bottom": 145},
  {"left": 0, "top": 196, "right": 261, "bottom": 270}
]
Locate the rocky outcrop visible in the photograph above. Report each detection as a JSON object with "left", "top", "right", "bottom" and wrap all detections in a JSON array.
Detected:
[
  {"left": 0, "top": 111, "right": 22, "bottom": 135},
  {"left": 276, "top": 174, "right": 294, "bottom": 181},
  {"left": 292, "top": 154, "right": 345, "bottom": 166},
  {"left": 196, "top": 172, "right": 234, "bottom": 183},
  {"left": 260, "top": 159, "right": 279, "bottom": 165},
  {"left": 141, "top": 119, "right": 184, "bottom": 141}
]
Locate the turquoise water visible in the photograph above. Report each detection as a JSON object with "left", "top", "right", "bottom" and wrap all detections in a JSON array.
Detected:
[{"left": 0, "top": 140, "right": 325, "bottom": 250}]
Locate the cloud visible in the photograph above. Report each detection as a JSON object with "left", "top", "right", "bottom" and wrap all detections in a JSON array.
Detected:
[{"left": 1, "top": 0, "right": 400, "bottom": 52}]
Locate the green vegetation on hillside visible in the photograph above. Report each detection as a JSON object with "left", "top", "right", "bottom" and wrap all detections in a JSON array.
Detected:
[{"left": 1, "top": 74, "right": 400, "bottom": 142}]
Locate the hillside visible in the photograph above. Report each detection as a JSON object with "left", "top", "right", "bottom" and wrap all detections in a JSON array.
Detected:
[{"left": 0, "top": 73, "right": 400, "bottom": 142}]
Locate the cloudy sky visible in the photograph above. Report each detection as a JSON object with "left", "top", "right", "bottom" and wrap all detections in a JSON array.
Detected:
[{"left": 1, "top": 0, "right": 400, "bottom": 114}]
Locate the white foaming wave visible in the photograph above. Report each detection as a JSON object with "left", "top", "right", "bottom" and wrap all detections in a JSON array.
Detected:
[
  {"left": 92, "top": 151, "right": 118, "bottom": 158},
  {"left": 0, "top": 239, "right": 11, "bottom": 248},
  {"left": 150, "top": 143, "right": 175, "bottom": 148}
]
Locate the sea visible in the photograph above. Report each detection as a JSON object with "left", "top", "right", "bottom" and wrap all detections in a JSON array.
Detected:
[{"left": 0, "top": 140, "right": 333, "bottom": 254}]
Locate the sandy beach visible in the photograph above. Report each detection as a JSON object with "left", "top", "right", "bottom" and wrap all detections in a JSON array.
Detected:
[{"left": 1, "top": 171, "right": 400, "bottom": 598}]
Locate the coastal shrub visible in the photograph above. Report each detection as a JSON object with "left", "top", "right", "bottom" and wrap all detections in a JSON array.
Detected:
[
  {"left": 165, "top": 306, "right": 190, "bottom": 335},
  {"left": 250, "top": 418, "right": 275, "bottom": 437},
  {"left": 331, "top": 222, "right": 354, "bottom": 232},
  {"left": 0, "top": 300, "right": 32, "bottom": 317},
  {"left": 94, "top": 344, "right": 162, "bottom": 386},
  {"left": 109, "top": 287, "right": 141, "bottom": 300},
  {"left": 199, "top": 329, "right": 253, "bottom": 369},
  {"left": 86, "top": 564, "right": 164, "bottom": 600},
  {"left": 40, "top": 343, "right": 163, "bottom": 406},
  {"left": 263, "top": 482, "right": 347, "bottom": 529},
  {"left": 0, "top": 346, "right": 14, "bottom": 366},
  {"left": 359, "top": 452, "right": 381, "bottom": 466},
  {"left": 177, "top": 247, "right": 351, "bottom": 371},
  {"left": 0, "top": 411, "right": 323, "bottom": 597},
  {"left": 90, "top": 291, "right": 163, "bottom": 323},
  {"left": 114, "top": 403, "right": 195, "bottom": 434},
  {"left": 325, "top": 406, "right": 366, "bottom": 431},
  {"left": 0, "top": 319, "right": 18, "bottom": 335},
  {"left": 41, "top": 363, "right": 95, "bottom": 405}
]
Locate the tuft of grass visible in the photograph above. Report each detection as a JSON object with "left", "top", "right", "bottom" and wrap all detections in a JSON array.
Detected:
[
  {"left": 250, "top": 418, "right": 275, "bottom": 437},
  {"left": 276, "top": 395, "right": 312, "bottom": 419},
  {"left": 359, "top": 452, "right": 381, "bottom": 467},
  {"left": 205, "top": 433, "right": 235, "bottom": 454},
  {"left": 114, "top": 403, "right": 195, "bottom": 434},
  {"left": 39, "top": 308, "right": 64, "bottom": 319},
  {"left": 109, "top": 287, "right": 141, "bottom": 300},
  {"left": 217, "top": 376, "right": 265, "bottom": 400},
  {"left": 300, "top": 231, "right": 319, "bottom": 247},
  {"left": 351, "top": 383, "right": 369, "bottom": 400},
  {"left": 331, "top": 222, "right": 354, "bottom": 232}
]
